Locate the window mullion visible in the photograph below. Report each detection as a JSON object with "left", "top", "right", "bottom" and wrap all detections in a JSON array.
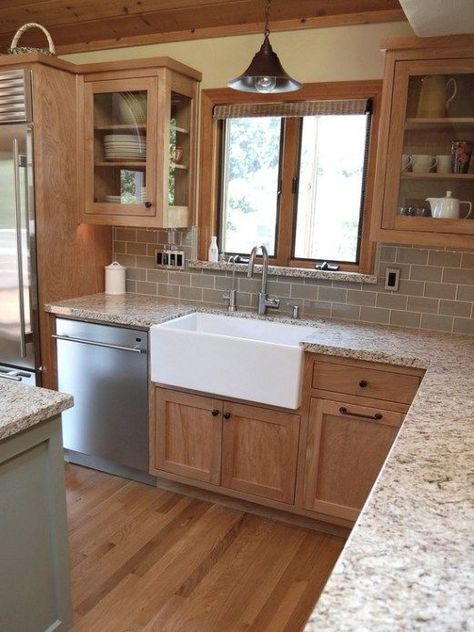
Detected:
[{"left": 275, "top": 118, "right": 301, "bottom": 266}]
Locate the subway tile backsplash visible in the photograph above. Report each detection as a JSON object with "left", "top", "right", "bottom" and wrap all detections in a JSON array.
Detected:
[{"left": 113, "top": 227, "right": 474, "bottom": 336}]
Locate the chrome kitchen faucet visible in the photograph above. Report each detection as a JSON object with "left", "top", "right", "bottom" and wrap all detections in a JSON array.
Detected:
[{"left": 247, "top": 245, "right": 280, "bottom": 316}]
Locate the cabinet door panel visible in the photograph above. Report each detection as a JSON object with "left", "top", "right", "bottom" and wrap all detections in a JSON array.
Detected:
[
  {"left": 153, "top": 388, "right": 222, "bottom": 484},
  {"left": 84, "top": 77, "right": 159, "bottom": 219},
  {"left": 373, "top": 51, "right": 474, "bottom": 248},
  {"left": 303, "top": 398, "right": 402, "bottom": 521},
  {"left": 221, "top": 402, "right": 300, "bottom": 504}
]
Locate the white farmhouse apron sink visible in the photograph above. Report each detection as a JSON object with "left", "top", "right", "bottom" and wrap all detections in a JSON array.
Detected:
[{"left": 150, "top": 313, "right": 315, "bottom": 409}]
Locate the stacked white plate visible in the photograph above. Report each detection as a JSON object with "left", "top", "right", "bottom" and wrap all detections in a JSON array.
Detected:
[{"left": 104, "top": 134, "right": 146, "bottom": 161}]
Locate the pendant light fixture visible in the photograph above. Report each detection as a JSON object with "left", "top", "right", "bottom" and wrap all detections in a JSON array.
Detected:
[{"left": 228, "top": 0, "right": 302, "bottom": 94}]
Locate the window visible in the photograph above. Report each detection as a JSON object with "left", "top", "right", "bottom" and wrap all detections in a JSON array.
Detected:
[
  {"left": 220, "top": 117, "right": 282, "bottom": 256},
  {"left": 199, "top": 83, "right": 381, "bottom": 272}
]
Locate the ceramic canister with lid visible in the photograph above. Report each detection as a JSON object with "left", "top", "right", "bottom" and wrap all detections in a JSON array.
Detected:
[{"left": 105, "top": 261, "right": 126, "bottom": 294}]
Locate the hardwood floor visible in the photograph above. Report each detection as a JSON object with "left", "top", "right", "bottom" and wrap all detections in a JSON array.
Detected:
[{"left": 66, "top": 464, "right": 345, "bottom": 631}]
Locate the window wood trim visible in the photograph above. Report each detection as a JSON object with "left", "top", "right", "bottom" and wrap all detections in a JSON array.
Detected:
[{"left": 197, "top": 81, "right": 383, "bottom": 273}]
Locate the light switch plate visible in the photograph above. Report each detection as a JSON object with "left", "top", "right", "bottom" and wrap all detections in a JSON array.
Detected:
[{"left": 155, "top": 249, "right": 186, "bottom": 269}]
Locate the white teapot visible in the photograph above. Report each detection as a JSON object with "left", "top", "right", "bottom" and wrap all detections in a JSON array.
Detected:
[{"left": 426, "top": 191, "right": 472, "bottom": 219}]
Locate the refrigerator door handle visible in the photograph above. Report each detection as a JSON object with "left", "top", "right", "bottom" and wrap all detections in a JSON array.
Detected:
[{"left": 13, "top": 137, "right": 27, "bottom": 358}]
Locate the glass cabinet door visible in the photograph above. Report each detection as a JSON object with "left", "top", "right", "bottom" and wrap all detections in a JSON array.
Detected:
[
  {"left": 166, "top": 87, "right": 194, "bottom": 227},
  {"left": 84, "top": 78, "right": 157, "bottom": 216},
  {"left": 383, "top": 60, "right": 474, "bottom": 234}
]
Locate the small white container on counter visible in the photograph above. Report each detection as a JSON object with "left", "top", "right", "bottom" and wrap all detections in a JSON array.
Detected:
[{"left": 105, "top": 261, "right": 126, "bottom": 294}]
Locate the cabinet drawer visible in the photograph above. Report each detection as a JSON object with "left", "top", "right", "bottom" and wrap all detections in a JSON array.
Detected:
[{"left": 312, "top": 360, "right": 420, "bottom": 404}]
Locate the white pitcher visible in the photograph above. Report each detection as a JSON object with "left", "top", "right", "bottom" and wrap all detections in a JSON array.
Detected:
[{"left": 426, "top": 191, "right": 472, "bottom": 219}]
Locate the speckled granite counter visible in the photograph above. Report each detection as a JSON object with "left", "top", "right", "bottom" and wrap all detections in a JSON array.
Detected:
[
  {"left": 45, "top": 293, "right": 474, "bottom": 630},
  {"left": 0, "top": 381, "right": 73, "bottom": 442}
]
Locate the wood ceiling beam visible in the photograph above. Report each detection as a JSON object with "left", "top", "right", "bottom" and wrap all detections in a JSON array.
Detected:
[{"left": 0, "top": 1, "right": 406, "bottom": 55}]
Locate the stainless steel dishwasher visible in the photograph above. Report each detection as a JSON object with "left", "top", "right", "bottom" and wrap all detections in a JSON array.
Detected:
[{"left": 54, "top": 318, "right": 155, "bottom": 485}]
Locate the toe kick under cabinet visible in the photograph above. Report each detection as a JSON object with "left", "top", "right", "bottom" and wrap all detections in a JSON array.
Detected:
[
  {"left": 79, "top": 59, "right": 201, "bottom": 228},
  {"left": 150, "top": 355, "right": 424, "bottom": 527}
]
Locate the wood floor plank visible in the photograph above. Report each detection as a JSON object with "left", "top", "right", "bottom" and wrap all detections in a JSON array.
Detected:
[
  {"left": 146, "top": 514, "right": 277, "bottom": 631},
  {"left": 67, "top": 465, "right": 344, "bottom": 631},
  {"left": 73, "top": 496, "right": 204, "bottom": 612},
  {"left": 127, "top": 505, "right": 248, "bottom": 629},
  {"left": 249, "top": 532, "right": 345, "bottom": 632}
]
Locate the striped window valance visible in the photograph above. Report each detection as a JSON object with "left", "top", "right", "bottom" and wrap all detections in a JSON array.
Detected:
[{"left": 213, "top": 99, "right": 370, "bottom": 120}]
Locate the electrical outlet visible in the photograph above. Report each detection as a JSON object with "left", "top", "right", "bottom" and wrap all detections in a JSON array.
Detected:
[
  {"left": 384, "top": 267, "right": 400, "bottom": 291},
  {"left": 155, "top": 249, "right": 186, "bottom": 269}
]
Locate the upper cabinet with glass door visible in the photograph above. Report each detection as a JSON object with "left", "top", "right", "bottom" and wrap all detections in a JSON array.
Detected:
[
  {"left": 80, "top": 59, "right": 201, "bottom": 228},
  {"left": 372, "top": 39, "right": 474, "bottom": 248}
]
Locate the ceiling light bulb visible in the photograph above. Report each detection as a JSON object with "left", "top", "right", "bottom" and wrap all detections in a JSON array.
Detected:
[{"left": 255, "top": 76, "right": 277, "bottom": 93}]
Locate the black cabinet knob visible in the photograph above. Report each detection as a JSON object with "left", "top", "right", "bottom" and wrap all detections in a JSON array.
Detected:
[
  {"left": 211, "top": 409, "right": 219, "bottom": 417},
  {"left": 359, "top": 380, "right": 368, "bottom": 388},
  {"left": 144, "top": 201, "right": 152, "bottom": 208},
  {"left": 223, "top": 412, "right": 231, "bottom": 420}
]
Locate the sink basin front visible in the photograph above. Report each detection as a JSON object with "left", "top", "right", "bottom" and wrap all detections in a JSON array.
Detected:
[{"left": 150, "top": 313, "right": 315, "bottom": 409}]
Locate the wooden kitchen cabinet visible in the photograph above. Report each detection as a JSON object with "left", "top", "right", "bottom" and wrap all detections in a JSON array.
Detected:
[
  {"left": 221, "top": 401, "right": 300, "bottom": 504},
  {"left": 296, "top": 353, "right": 423, "bottom": 523},
  {"left": 151, "top": 388, "right": 222, "bottom": 484},
  {"left": 300, "top": 398, "right": 402, "bottom": 522},
  {"left": 371, "top": 37, "right": 474, "bottom": 248},
  {"left": 151, "top": 387, "right": 300, "bottom": 504},
  {"left": 80, "top": 58, "right": 201, "bottom": 228},
  {"left": 151, "top": 353, "right": 423, "bottom": 528}
]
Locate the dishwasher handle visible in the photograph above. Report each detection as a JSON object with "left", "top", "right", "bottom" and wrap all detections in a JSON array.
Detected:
[
  {"left": 52, "top": 333, "right": 146, "bottom": 354},
  {"left": 0, "top": 371, "right": 22, "bottom": 382}
]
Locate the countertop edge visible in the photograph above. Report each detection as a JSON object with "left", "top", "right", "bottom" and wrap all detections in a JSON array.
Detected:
[{"left": 0, "top": 385, "right": 73, "bottom": 443}]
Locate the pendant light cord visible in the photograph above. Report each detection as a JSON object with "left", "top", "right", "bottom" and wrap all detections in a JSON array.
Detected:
[{"left": 264, "top": 0, "right": 272, "bottom": 37}]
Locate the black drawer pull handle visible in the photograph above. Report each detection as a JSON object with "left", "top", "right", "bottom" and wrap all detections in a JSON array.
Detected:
[
  {"left": 211, "top": 409, "right": 219, "bottom": 417},
  {"left": 359, "top": 380, "right": 368, "bottom": 388},
  {"left": 339, "top": 406, "right": 382, "bottom": 421},
  {"left": 144, "top": 201, "right": 152, "bottom": 208},
  {"left": 223, "top": 412, "right": 231, "bottom": 420}
]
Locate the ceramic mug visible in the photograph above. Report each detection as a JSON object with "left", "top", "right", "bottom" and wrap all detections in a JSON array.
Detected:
[
  {"left": 411, "top": 154, "right": 438, "bottom": 173},
  {"left": 436, "top": 155, "right": 452, "bottom": 174},
  {"left": 401, "top": 154, "right": 413, "bottom": 172}
]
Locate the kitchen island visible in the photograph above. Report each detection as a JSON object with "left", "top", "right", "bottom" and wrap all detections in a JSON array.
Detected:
[
  {"left": 46, "top": 292, "right": 474, "bottom": 630},
  {"left": 0, "top": 381, "right": 73, "bottom": 632}
]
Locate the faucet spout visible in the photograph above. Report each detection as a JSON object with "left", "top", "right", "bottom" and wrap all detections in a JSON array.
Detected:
[
  {"left": 246, "top": 244, "right": 279, "bottom": 316},
  {"left": 247, "top": 246, "right": 258, "bottom": 278}
]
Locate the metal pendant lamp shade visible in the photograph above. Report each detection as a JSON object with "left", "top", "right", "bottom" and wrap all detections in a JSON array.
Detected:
[{"left": 228, "top": 0, "right": 302, "bottom": 94}]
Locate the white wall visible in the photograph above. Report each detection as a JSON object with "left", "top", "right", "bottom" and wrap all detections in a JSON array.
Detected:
[{"left": 63, "top": 21, "right": 413, "bottom": 87}]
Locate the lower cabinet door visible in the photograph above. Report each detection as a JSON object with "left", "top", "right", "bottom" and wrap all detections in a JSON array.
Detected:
[
  {"left": 152, "top": 388, "right": 223, "bottom": 484},
  {"left": 302, "top": 398, "right": 402, "bottom": 521},
  {"left": 221, "top": 402, "right": 300, "bottom": 504}
]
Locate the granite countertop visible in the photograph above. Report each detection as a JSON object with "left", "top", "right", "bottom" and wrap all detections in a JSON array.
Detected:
[
  {"left": 0, "top": 381, "right": 73, "bottom": 442},
  {"left": 45, "top": 293, "right": 474, "bottom": 630}
]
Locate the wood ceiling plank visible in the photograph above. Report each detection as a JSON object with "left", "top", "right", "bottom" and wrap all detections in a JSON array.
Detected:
[
  {"left": 0, "top": 0, "right": 250, "bottom": 34},
  {"left": 0, "top": 0, "right": 405, "bottom": 54}
]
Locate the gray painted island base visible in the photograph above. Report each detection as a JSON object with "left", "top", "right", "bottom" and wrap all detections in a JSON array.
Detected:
[{"left": 0, "top": 415, "right": 72, "bottom": 631}]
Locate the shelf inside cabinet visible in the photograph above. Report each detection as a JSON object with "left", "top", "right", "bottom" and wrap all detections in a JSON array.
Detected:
[
  {"left": 170, "top": 125, "right": 189, "bottom": 134},
  {"left": 95, "top": 161, "right": 146, "bottom": 167},
  {"left": 401, "top": 173, "right": 474, "bottom": 180},
  {"left": 95, "top": 124, "right": 147, "bottom": 131},
  {"left": 405, "top": 117, "right": 474, "bottom": 130}
]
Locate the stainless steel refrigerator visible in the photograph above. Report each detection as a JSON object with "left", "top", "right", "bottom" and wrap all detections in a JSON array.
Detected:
[{"left": 0, "top": 70, "right": 39, "bottom": 386}]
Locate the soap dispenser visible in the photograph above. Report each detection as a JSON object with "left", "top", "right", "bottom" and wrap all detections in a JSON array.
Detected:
[{"left": 208, "top": 236, "right": 219, "bottom": 262}]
